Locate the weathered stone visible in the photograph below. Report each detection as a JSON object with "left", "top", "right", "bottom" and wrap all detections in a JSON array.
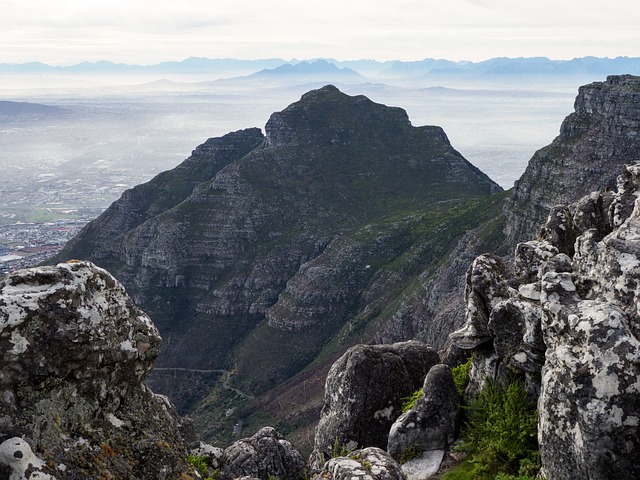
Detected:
[
  {"left": 220, "top": 427, "right": 305, "bottom": 480},
  {"left": 513, "top": 240, "right": 559, "bottom": 282},
  {"left": 313, "top": 447, "right": 405, "bottom": 480},
  {"left": 539, "top": 273, "right": 640, "bottom": 479},
  {"left": 488, "top": 299, "right": 544, "bottom": 374},
  {"left": 505, "top": 75, "right": 640, "bottom": 246},
  {"left": 189, "top": 441, "right": 224, "bottom": 470},
  {"left": 0, "top": 261, "right": 191, "bottom": 479},
  {"left": 387, "top": 364, "right": 459, "bottom": 460},
  {"left": 400, "top": 450, "right": 444, "bottom": 480},
  {"left": 538, "top": 205, "right": 578, "bottom": 256},
  {"left": 313, "top": 342, "right": 439, "bottom": 464},
  {"left": 449, "top": 254, "right": 512, "bottom": 349}
]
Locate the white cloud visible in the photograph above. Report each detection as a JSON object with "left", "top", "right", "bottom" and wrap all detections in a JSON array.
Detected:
[{"left": 0, "top": 0, "right": 638, "bottom": 64}]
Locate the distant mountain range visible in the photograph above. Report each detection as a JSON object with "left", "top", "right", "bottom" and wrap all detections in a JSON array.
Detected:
[
  {"left": 2, "top": 56, "right": 640, "bottom": 80},
  {"left": 0, "top": 100, "right": 68, "bottom": 117}
]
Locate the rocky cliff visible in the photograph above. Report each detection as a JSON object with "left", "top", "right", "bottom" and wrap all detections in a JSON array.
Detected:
[
  {"left": 504, "top": 75, "right": 640, "bottom": 245},
  {"left": 449, "top": 164, "right": 640, "bottom": 478},
  {"left": 51, "top": 85, "right": 503, "bottom": 448}
]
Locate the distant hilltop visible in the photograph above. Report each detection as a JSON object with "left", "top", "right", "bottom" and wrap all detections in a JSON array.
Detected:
[{"left": 3, "top": 56, "right": 640, "bottom": 80}]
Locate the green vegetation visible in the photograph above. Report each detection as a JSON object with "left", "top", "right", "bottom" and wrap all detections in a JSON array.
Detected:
[
  {"left": 400, "top": 388, "right": 423, "bottom": 413},
  {"left": 398, "top": 445, "right": 421, "bottom": 464},
  {"left": 452, "top": 356, "right": 473, "bottom": 397},
  {"left": 332, "top": 437, "right": 355, "bottom": 458},
  {"left": 443, "top": 378, "right": 540, "bottom": 480},
  {"left": 187, "top": 454, "right": 219, "bottom": 480}
]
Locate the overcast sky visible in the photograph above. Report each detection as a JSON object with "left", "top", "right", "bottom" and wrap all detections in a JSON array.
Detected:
[{"left": 1, "top": 0, "right": 639, "bottom": 65}]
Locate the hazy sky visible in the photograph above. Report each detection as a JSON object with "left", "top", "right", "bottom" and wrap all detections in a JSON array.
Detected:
[{"left": 1, "top": 0, "right": 639, "bottom": 65}]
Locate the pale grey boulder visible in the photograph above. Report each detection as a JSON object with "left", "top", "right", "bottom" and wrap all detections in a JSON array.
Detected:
[
  {"left": 220, "top": 427, "right": 305, "bottom": 480},
  {"left": 313, "top": 447, "right": 405, "bottom": 480},
  {"left": 387, "top": 364, "right": 459, "bottom": 460},
  {"left": 313, "top": 342, "right": 439, "bottom": 465}
]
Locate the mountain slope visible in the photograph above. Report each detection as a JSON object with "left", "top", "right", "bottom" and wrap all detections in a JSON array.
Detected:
[{"left": 52, "top": 85, "right": 502, "bottom": 448}]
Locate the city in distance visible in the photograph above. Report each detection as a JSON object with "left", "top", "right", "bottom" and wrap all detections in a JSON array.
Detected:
[{"left": 2, "top": 55, "right": 633, "bottom": 272}]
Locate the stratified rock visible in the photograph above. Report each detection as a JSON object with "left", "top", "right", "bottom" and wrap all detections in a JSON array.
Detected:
[
  {"left": 313, "top": 447, "right": 405, "bottom": 480},
  {"left": 0, "top": 261, "right": 191, "bottom": 479},
  {"left": 387, "top": 365, "right": 459, "bottom": 460},
  {"left": 50, "top": 85, "right": 501, "bottom": 447},
  {"left": 313, "top": 342, "right": 439, "bottom": 464},
  {"left": 505, "top": 75, "right": 640, "bottom": 246},
  {"left": 219, "top": 427, "right": 305, "bottom": 480}
]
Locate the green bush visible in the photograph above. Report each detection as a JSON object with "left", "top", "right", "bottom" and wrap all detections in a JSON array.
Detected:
[
  {"left": 443, "top": 377, "right": 540, "bottom": 480},
  {"left": 187, "top": 454, "right": 219, "bottom": 480},
  {"left": 452, "top": 355, "right": 472, "bottom": 397},
  {"left": 400, "top": 388, "right": 423, "bottom": 413}
]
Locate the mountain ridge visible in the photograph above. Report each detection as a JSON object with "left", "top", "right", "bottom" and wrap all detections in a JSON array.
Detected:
[{"left": 51, "top": 85, "right": 503, "bottom": 448}]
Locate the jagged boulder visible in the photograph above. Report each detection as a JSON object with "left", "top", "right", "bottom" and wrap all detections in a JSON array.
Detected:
[
  {"left": 387, "top": 364, "right": 459, "bottom": 460},
  {"left": 219, "top": 427, "right": 305, "bottom": 480},
  {"left": 449, "top": 163, "right": 640, "bottom": 478},
  {"left": 539, "top": 272, "right": 640, "bottom": 480},
  {"left": 0, "top": 261, "right": 192, "bottom": 479},
  {"left": 313, "top": 447, "right": 405, "bottom": 480},
  {"left": 313, "top": 342, "right": 439, "bottom": 465}
]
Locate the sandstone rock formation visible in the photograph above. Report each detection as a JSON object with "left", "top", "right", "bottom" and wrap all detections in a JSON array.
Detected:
[
  {"left": 220, "top": 427, "right": 305, "bottom": 480},
  {"left": 505, "top": 74, "right": 640, "bottom": 245},
  {"left": 450, "top": 164, "right": 640, "bottom": 478},
  {"left": 313, "top": 342, "right": 439, "bottom": 465},
  {"left": 0, "top": 261, "right": 192, "bottom": 479}
]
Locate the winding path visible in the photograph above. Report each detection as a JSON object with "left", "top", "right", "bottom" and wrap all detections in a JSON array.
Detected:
[{"left": 153, "top": 367, "right": 255, "bottom": 399}]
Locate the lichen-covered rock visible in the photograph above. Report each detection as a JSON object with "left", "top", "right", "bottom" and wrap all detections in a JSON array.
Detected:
[
  {"left": 313, "top": 447, "right": 405, "bottom": 480},
  {"left": 387, "top": 364, "right": 459, "bottom": 460},
  {"left": 313, "top": 342, "right": 439, "bottom": 465},
  {"left": 0, "top": 261, "right": 192, "bottom": 479},
  {"left": 449, "top": 163, "right": 640, "bottom": 477},
  {"left": 189, "top": 441, "right": 224, "bottom": 470},
  {"left": 219, "top": 427, "right": 305, "bottom": 480},
  {"left": 449, "top": 254, "right": 513, "bottom": 349},
  {"left": 539, "top": 273, "right": 640, "bottom": 479}
]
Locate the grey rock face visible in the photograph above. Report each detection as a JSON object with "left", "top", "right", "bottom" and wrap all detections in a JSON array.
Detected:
[
  {"left": 387, "top": 364, "right": 459, "bottom": 459},
  {"left": 313, "top": 342, "right": 439, "bottom": 464},
  {"left": 0, "top": 261, "right": 191, "bottom": 479},
  {"left": 505, "top": 75, "right": 640, "bottom": 246},
  {"left": 220, "top": 427, "right": 305, "bottom": 480},
  {"left": 313, "top": 447, "right": 405, "bottom": 480},
  {"left": 539, "top": 273, "right": 640, "bottom": 480},
  {"left": 449, "top": 164, "right": 640, "bottom": 478}
]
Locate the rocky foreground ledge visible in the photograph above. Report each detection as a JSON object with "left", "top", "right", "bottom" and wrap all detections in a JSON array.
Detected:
[{"left": 0, "top": 261, "right": 194, "bottom": 479}]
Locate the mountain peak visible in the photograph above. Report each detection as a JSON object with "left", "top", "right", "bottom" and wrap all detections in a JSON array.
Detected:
[{"left": 265, "top": 84, "right": 410, "bottom": 147}]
